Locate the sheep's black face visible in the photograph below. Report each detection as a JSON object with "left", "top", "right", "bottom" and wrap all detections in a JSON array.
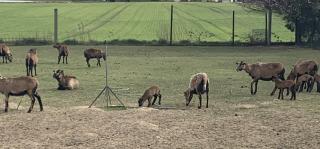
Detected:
[
  {"left": 53, "top": 70, "right": 64, "bottom": 80},
  {"left": 236, "top": 61, "right": 245, "bottom": 72},
  {"left": 184, "top": 90, "right": 192, "bottom": 106},
  {"left": 138, "top": 98, "right": 143, "bottom": 107}
]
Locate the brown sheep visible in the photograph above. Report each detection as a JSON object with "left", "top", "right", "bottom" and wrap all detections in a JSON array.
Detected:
[
  {"left": 184, "top": 73, "right": 209, "bottom": 109},
  {"left": 271, "top": 76, "right": 296, "bottom": 100},
  {"left": 53, "top": 69, "right": 79, "bottom": 90},
  {"left": 84, "top": 48, "right": 106, "bottom": 67},
  {"left": 313, "top": 74, "right": 320, "bottom": 92},
  {"left": 138, "top": 86, "right": 161, "bottom": 107},
  {"left": 25, "top": 48, "right": 38, "bottom": 77},
  {"left": 53, "top": 43, "right": 69, "bottom": 64},
  {"left": 290, "top": 60, "right": 318, "bottom": 91},
  {"left": 0, "top": 75, "right": 43, "bottom": 113},
  {"left": 236, "top": 61, "right": 285, "bottom": 95},
  {"left": 0, "top": 43, "right": 13, "bottom": 63}
]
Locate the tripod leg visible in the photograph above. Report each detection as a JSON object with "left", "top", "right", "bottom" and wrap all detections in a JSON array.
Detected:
[{"left": 88, "top": 86, "right": 107, "bottom": 108}]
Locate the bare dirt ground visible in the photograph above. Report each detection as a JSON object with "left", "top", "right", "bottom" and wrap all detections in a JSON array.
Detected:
[{"left": 0, "top": 101, "right": 319, "bottom": 149}]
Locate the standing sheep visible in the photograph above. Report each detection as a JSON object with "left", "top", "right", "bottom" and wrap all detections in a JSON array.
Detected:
[
  {"left": 184, "top": 73, "right": 209, "bottom": 109},
  {"left": 290, "top": 60, "right": 318, "bottom": 91},
  {"left": 236, "top": 61, "right": 285, "bottom": 95},
  {"left": 53, "top": 43, "right": 69, "bottom": 64},
  {"left": 271, "top": 76, "right": 296, "bottom": 100},
  {"left": 0, "top": 43, "right": 13, "bottom": 63},
  {"left": 25, "top": 48, "right": 38, "bottom": 77},
  {"left": 138, "top": 86, "right": 161, "bottom": 107},
  {"left": 0, "top": 75, "right": 43, "bottom": 113},
  {"left": 84, "top": 48, "right": 106, "bottom": 67},
  {"left": 53, "top": 69, "right": 79, "bottom": 90}
]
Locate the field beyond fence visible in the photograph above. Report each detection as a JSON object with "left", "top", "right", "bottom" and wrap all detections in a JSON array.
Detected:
[{"left": 0, "top": 2, "right": 294, "bottom": 45}]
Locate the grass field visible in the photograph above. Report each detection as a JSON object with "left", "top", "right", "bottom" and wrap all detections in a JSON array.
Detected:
[
  {"left": 0, "top": 46, "right": 319, "bottom": 148},
  {"left": 0, "top": 2, "right": 294, "bottom": 42}
]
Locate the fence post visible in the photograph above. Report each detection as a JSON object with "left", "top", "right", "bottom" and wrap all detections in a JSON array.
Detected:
[
  {"left": 54, "top": 8, "right": 58, "bottom": 43},
  {"left": 267, "top": 9, "right": 272, "bottom": 45},
  {"left": 170, "top": 5, "right": 173, "bottom": 45},
  {"left": 265, "top": 11, "right": 268, "bottom": 45},
  {"left": 232, "top": 10, "right": 235, "bottom": 45}
]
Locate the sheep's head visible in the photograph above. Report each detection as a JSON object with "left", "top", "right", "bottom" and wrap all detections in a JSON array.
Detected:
[
  {"left": 236, "top": 61, "right": 246, "bottom": 72},
  {"left": 53, "top": 69, "right": 64, "bottom": 80},
  {"left": 53, "top": 43, "right": 61, "bottom": 49},
  {"left": 184, "top": 89, "right": 193, "bottom": 106},
  {"left": 138, "top": 98, "right": 144, "bottom": 107},
  {"left": 287, "top": 70, "right": 296, "bottom": 80},
  {"left": 7, "top": 53, "right": 13, "bottom": 62},
  {"left": 29, "top": 48, "right": 37, "bottom": 54}
]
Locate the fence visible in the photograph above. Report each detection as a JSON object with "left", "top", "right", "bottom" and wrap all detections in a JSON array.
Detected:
[{"left": 0, "top": 2, "right": 295, "bottom": 45}]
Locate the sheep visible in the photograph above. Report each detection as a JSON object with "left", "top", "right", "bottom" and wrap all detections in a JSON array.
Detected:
[
  {"left": 0, "top": 43, "right": 13, "bottom": 63},
  {"left": 53, "top": 43, "right": 69, "bottom": 64},
  {"left": 271, "top": 76, "right": 296, "bottom": 100},
  {"left": 295, "top": 74, "right": 314, "bottom": 92},
  {"left": 25, "top": 48, "right": 38, "bottom": 77},
  {"left": 0, "top": 75, "right": 43, "bottom": 113},
  {"left": 290, "top": 60, "right": 318, "bottom": 91},
  {"left": 53, "top": 69, "right": 79, "bottom": 90},
  {"left": 138, "top": 86, "right": 161, "bottom": 107},
  {"left": 236, "top": 61, "right": 285, "bottom": 95},
  {"left": 184, "top": 72, "right": 209, "bottom": 109},
  {"left": 84, "top": 48, "right": 106, "bottom": 67}
]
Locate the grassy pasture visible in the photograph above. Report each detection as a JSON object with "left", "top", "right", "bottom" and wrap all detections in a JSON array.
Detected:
[
  {"left": 0, "top": 46, "right": 319, "bottom": 148},
  {"left": 0, "top": 2, "right": 294, "bottom": 42}
]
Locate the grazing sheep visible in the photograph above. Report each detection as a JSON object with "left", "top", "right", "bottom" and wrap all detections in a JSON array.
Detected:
[
  {"left": 138, "top": 86, "right": 161, "bottom": 107},
  {"left": 271, "top": 76, "right": 296, "bottom": 100},
  {"left": 0, "top": 75, "right": 43, "bottom": 113},
  {"left": 84, "top": 48, "right": 106, "bottom": 67},
  {"left": 53, "top": 69, "right": 79, "bottom": 90},
  {"left": 295, "top": 74, "right": 314, "bottom": 92},
  {"left": 236, "top": 61, "right": 285, "bottom": 95},
  {"left": 290, "top": 60, "right": 318, "bottom": 91},
  {"left": 184, "top": 73, "right": 209, "bottom": 109},
  {"left": 25, "top": 48, "right": 38, "bottom": 77},
  {"left": 0, "top": 43, "right": 13, "bottom": 63},
  {"left": 53, "top": 43, "right": 69, "bottom": 64}
]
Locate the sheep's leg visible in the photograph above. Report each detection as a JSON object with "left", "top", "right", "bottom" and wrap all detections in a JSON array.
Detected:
[
  {"left": 4, "top": 94, "right": 9, "bottom": 112},
  {"left": 186, "top": 94, "right": 193, "bottom": 106},
  {"left": 62, "top": 56, "right": 65, "bottom": 64},
  {"left": 27, "top": 94, "right": 36, "bottom": 113},
  {"left": 58, "top": 55, "right": 61, "bottom": 64},
  {"left": 29, "top": 64, "right": 34, "bottom": 77},
  {"left": 281, "top": 89, "right": 284, "bottom": 99},
  {"left": 270, "top": 85, "right": 277, "bottom": 96},
  {"left": 65, "top": 56, "right": 68, "bottom": 64},
  {"left": 198, "top": 94, "right": 202, "bottom": 109},
  {"left": 147, "top": 97, "right": 152, "bottom": 107},
  {"left": 86, "top": 58, "right": 91, "bottom": 67},
  {"left": 158, "top": 94, "right": 162, "bottom": 105},
  {"left": 250, "top": 80, "right": 256, "bottom": 95},
  {"left": 277, "top": 89, "right": 281, "bottom": 99},
  {"left": 34, "top": 92, "right": 43, "bottom": 111},
  {"left": 299, "top": 82, "right": 305, "bottom": 92},
  {"left": 97, "top": 58, "right": 101, "bottom": 67},
  {"left": 290, "top": 86, "right": 296, "bottom": 100},
  {"left": 151, "top": 95, "right": 157, "bottom": 105},
  {"left": 206, "top": 91, "right": 209, "bottom": 108},
  {"left": 253, "top": 80, "right": 258, "bottom": 95},
  {"left": 317, "top": 82, "right": 320, "bottom": 92},
  {"left": 34, "top": 64, "right": 37, "bottom": 76}
]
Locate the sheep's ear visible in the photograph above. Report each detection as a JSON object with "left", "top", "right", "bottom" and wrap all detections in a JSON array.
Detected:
[{"left": 235, "top": 62, "right": 239, "bottom": 65}]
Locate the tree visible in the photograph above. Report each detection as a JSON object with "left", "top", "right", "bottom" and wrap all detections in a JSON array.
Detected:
[{"left": 244, "top": 0, "right": 320, "bottom": 45}]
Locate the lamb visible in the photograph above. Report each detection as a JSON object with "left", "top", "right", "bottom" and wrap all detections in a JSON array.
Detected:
[
  {"left": 236, "top": 61, "right": 285, "bottom": 95},
  {"left": 0, "top": 75, "right": 43, "bottom": 113},
  {"left": 295, "top": 74, "right": 314, "bottom": 92},
  {"left": 290, "top": 60, "right": 318, "bottom": 91},
  {"left": 53, "top": 69, "right": 79, "bottom": 90},
  {"left": 138, "top": 86, "right": 161, "bottom": 107},
  {"left": 83, "top": 48, "right": 106, "bottom": 67},
  {"left": 25, "top": 48, "right": 38, "bottom": 77},
  {"left": 271, "top": 76, "right": 296, "bottom": 100},
  {"left": 53, "top": 43, "right": 69, "bottom": 64},
  {"left": 0, "top": 43, "right": 13, "bottom": 63},
  {"left": 184, "top": 73, "right": 209, "bottom": 109}
]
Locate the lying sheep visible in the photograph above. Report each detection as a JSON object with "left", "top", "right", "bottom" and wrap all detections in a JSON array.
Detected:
[
  {"left": 0, "top": 75, "right": 43, "bottom": 113},
  {"left": 271, "top": 76, "right": 296, "bottom": 100},
  {"left": 84, "top": 48, "right": 106, "bottom": 67},
  {"left": 53, "top": 69, "right": 79, "bottom": 90},
  {"left": 236, "top": 61, "right": 285, "bottom": 95},
  {"left": 25, "top": 48, "right": 38, "bottom": 77},
  {"left": 184, "top": 72, "right": 209, "bottom": 109},
  {"left": 0, "top": 43, "right": 13, "bottom": 63},
  {"left": 138, "top": 86, "right": 161, "bottom": 107}
]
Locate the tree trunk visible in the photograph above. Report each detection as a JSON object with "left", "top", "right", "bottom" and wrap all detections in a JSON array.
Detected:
[{"left": 295, "top": 20, "right": 302, "bottom": 46}]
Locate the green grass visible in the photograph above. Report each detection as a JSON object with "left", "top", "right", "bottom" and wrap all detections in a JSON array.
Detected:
[
  {"left": 1, "top": 46, "right": 320, "bottom": 113},
  {"left": 0, "top": 2, "right": 294, "bottom": 42}
]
